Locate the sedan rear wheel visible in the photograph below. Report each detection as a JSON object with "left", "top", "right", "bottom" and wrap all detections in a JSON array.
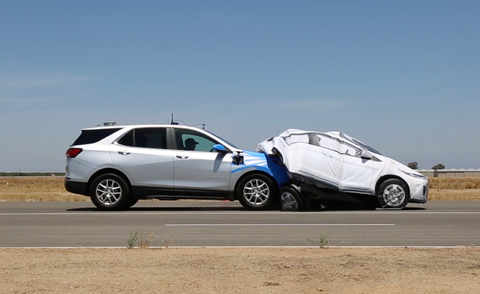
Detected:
[
  {"left": 377, "top": 179, "right": 409, "bottom": 209},
  {"left": 280, "top": 185, "right": 304, "bottom": 211},
  {"left": 90, "top": 173, "right": 130, "bottom": 211}
]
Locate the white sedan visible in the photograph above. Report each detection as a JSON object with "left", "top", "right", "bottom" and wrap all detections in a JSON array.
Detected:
[{"left": 258, "top": 129, "right": 429, "bottom": 210}]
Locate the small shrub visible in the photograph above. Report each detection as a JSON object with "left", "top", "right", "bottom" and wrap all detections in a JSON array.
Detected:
[
  {"left": 127, "top": 231, "right": 138, "bottom": 249},
  {"left": 308, "top": 232, "right": 330, "bottom": 248},
  {"left": 127, "top": 231, "right": 157, "bottom": 249}
]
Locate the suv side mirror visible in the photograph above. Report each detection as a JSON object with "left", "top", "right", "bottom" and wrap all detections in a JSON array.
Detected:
[{"left": 212, "top": 144, "right": 227, "bottom": 152}]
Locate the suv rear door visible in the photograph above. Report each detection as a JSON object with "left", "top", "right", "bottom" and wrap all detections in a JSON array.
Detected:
[{"left": 110, "top": 127, "right": 174, "bottom": 195}]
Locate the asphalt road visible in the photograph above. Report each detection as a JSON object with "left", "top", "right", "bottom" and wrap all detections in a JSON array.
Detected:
[{"left": 1, "top": 201, "right": 479, "bottom": 248}]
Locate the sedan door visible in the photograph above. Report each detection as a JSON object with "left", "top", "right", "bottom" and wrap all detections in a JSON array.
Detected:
[
  {"left": 314, "top": 134, "right": 342, "bottom": 189},
  {"left": 337, "top": 141, "right": 376, "bottom": 194}
]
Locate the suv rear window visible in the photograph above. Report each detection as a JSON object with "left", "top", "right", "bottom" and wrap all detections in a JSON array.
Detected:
[{"left": 72, "top": 128, "right": 122, "bottom": 145}]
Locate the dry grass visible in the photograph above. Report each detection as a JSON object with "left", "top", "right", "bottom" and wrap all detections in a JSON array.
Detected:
[
  {"left": 0, "top": 176, "right": 87, "bottom": 202},
  {"left": 428, "top": 177, "right": 480, "bottom": 201},
  {"left": 1, "top": 176, "right": 480, "bottom": 202},
  {"left": 429, "top": 177, "right": 480, "bottom": 189}
]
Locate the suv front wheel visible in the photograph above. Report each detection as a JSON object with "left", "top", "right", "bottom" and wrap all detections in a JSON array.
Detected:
[
  {"left": 237, "top": 174, "right": 278, "bottom": 210},
  {"left": 90, "top": 173, "right": 130, "bottom": 210}
]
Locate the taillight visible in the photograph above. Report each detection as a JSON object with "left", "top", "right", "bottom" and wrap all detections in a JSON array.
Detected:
[{"left": 66, "top": 148, "right": 83, "bottom": 158}]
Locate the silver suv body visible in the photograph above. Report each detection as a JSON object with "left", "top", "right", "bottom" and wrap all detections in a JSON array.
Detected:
[{"left": 65, "top": 124, "right": 290, "bottom": 210}]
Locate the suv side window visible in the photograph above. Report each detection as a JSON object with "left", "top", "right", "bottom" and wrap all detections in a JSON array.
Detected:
[
  {"left": 174, "top": 129, "right": 218, "bottom": 152},
  {"left": 73, "top": 128, "right": 122, "bottom": 145},
  {"left": 117, "top": 128, "right": 167, "bottom": 149}
]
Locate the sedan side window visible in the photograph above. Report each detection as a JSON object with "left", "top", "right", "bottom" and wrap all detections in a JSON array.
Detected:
[
  {"left": 285, "top": 134, "right": 309, "bottom": 145},
  {"left": 339, "top": 142, "right": 360, "bottom": 156},
  {"left": 318, "top": 135, "right": 340, "bottom": 152}
]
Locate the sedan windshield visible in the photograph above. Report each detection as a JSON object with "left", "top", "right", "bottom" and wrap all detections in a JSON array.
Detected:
[{"left": 340, "top": 133, "right": 382, "bottom": 155}]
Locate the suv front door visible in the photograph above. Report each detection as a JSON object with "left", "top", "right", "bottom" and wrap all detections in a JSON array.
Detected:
[{"left": 172, "top": 128, "right": 232, "bottom": 198}]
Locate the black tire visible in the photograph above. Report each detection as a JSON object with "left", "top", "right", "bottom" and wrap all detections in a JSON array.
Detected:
[
  {"left": 377, "top": 179, "right": 409, "bottom": 209},
  {"left": 89, "top": 173, "right": 131, "bottom": 211},
  {"left": 236, "top": 173, "right": 278, "bottom": 210},
  {"left": 127, "top": 198, "right": 139, "bottom": 208},
  {"left": 280, "top": 185, "right": 304, "bottom": 211}
]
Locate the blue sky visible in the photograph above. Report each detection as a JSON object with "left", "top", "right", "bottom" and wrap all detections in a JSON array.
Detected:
[{"left": 1, "top": 0, "right": 479, "bottom": 172}]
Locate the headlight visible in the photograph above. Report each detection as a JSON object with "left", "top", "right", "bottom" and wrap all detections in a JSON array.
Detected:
[{"left": 400, "top": 169, "right": 426, "bottom": 179}]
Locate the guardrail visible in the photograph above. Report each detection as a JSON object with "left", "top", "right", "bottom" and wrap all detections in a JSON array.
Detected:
[{"left": 418, "top": 169, "right": 480, "bottom": 178}]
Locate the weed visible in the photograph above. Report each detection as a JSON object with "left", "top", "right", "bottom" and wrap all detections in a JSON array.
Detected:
[
  {"left": 127, "top": 231, "right": 138, "bottom": 249},
  {"left": 308, "top": 232, "right": 330, "bottom": 248},
  {"left": 138, "top": 232, "right": 156, "bottom": 249},
  {"left": 162, "top": 237, "right": 175, "bottom": 248},
  {"left": 127, "top": 231, "right": 157, "bottom": 249}
]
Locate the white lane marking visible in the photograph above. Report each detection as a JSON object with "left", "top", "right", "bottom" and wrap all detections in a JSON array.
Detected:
[
  {"left": 165, "top": 223, "right": 395, "bottom": 227},
  {"left": 1, "top": 211, "right": 480, "bottom": 216},
  {"left": 1, "top": 246, "right": 479, "bottom": 249}
]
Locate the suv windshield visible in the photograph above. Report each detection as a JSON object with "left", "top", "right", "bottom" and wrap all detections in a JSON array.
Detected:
[
  {"left": 205, "top": 130, "right": 239, "bottom": 149},
  {"left": 72, "top": 128, "right": 122, "bottom": 145}
]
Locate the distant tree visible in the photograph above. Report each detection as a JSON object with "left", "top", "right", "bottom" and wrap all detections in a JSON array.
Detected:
[
  {"left": 407, "top": 162, "right": 418, "bottom": 169},
  {"left": 431, "top": 163, "right": 445, "bottom": 170}
]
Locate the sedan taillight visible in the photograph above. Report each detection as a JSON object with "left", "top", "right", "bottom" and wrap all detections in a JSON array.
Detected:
[{"left": 66, "top": 148, "right": 83, "bottom": 158}]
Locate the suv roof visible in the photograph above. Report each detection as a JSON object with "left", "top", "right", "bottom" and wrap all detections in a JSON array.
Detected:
[
  {"left": 81, "top": 123, "right": 202, "bottom": 129},
  {"left": 70, "top": 124, "right": 240, "bottom": 150}
]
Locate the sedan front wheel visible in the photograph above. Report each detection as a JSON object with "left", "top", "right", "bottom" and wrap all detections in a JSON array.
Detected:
[{"left": 377, "top": 179, "right": 409, "bottom": 209}]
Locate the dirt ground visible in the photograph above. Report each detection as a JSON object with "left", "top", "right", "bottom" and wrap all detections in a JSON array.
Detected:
[{"left": 1, "top": 247, "right": 480, "bottom": 293}]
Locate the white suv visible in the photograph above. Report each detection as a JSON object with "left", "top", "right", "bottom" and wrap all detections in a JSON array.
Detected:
[{"left": 65, "top": 123, "right": 289, "bottom": 210}]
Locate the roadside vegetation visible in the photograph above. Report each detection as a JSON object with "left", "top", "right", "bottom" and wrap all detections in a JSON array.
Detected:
[
  {"left": 0, "top": 172, "right": 65, "bottom": 177},
  {"left": 0, "top": 176, "right": 86, "bottom": 202},
  {"left": 1, "top": 176, "right": 480, "bottom": 202},
  {"left": 429, "top": 177, "right": 480, "bottom": 200}
]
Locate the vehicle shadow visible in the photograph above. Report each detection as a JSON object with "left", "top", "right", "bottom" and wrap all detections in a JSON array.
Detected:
[
  {"left": 66, "top": 204, "right": 426, "bottom": 212},
  {"left": 66, "top": 205, "right": 245, "bottom": 212},
  {"left": 303, "top": 201, "right": 427, "bottom": 211},
  {"left": 300, "top": 190, "right": 427, "bottom": 211}
]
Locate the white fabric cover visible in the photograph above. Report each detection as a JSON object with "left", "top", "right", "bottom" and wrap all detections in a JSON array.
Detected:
[{"left": 257, "top": 129, "right": 427, "bottom": 199}]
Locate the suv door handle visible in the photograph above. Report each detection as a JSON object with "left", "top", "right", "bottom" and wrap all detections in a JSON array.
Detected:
[
  {"left": 176, "top": 155, "right": 189, "bottom": 159},
  {"left": 118, "top": 151, "right": 130, "bottom": 155}
]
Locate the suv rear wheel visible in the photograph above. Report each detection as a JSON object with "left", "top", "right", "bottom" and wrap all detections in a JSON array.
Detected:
[{"left": 90, "top": 173, "right": 130, "bottom": 210}]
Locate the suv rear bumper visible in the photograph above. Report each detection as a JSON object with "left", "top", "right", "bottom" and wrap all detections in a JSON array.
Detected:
[{"left": 64, "top": 180, "right": 88, "bottom": 196}]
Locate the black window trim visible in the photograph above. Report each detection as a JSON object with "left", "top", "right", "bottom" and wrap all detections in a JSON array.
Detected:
[{"left": 115, "top": 127, "right": 168, "bottom": 149}]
